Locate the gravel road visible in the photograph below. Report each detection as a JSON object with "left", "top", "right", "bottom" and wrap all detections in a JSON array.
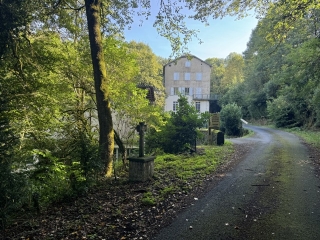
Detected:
[{"left": 153, "top": 125, "right": 320, "bottom": 240}]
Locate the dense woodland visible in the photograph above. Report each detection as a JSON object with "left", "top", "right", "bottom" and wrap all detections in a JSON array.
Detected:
[
  {"left": 1, "top": 0, "right": 319, "bottom": 228},
  {"left": 208, "top": 7, "right": 320, "bottom": 129}
]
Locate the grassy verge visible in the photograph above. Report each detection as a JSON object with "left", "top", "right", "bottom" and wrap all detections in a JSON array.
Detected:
[
  {"left": 285, "top": 128, "right": 320, "bottom": 147},
  {"left": 155, "top": 141, "right": 233, "bottom": 179},
  {"left": 140, "top": 141, "right": 234, "bottom": 205}
]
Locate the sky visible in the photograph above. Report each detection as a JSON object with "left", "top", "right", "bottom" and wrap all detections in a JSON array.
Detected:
[{"left": 124, "top": 10, "right": 259, "bottom": 61}]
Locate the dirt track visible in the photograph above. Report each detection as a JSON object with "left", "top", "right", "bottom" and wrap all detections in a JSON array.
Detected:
[{"left": 153, "top": 125, "right": 320, "bottom": 240}]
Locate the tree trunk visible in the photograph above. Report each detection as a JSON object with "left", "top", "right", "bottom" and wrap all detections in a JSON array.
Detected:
[
  {"left": 114, "top": 129, "right": 127, "bottom": 166},
  {"left": 84, "top": 0, "right": 114, "bottom": 177}
]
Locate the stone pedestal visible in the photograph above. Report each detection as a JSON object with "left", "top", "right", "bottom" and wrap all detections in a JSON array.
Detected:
[{"left": 128, "top": 156, "right": 155, "bottom": 182}]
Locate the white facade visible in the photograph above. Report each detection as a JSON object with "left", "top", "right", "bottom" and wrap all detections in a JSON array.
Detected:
[{"left": 163, "top": 55, "right": 212, "bottom": 113}]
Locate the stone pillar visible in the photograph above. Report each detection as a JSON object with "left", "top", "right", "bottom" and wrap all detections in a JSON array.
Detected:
[
  {"left": 128, "top": 122, "right": 155, "bottom": 182},
  {"left": 136, "top": 122, "right": 147, "bottom": 157}
]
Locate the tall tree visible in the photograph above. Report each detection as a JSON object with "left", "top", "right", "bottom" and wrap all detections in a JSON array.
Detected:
[
  {"left": 222, "top": 53, "right": 244, "bottom": 89},
  {"left": 128, "top": 41, "right": 165, "bottom": 106},
  {"left": 84, "top": 0, "right": 114, "bottom": 177},
  {"left": 205, "top": 57, "right": 225, "bottom": 95}
]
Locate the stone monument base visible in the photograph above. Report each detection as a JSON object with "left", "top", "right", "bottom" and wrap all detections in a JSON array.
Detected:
[{"left": 128, "top": 156, "right": 155, "bottom": 182}]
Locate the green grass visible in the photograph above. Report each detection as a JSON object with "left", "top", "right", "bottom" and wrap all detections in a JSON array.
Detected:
[
  {"left": 286, "top": 128, "right": 320, "bottom": 147},
  {"left": 154, "top": 141, "right": 234, "bottom": 180},
  {"left": 141, "top": 191, "right": 157, "bottom": 206},
  {"left": 137, "top": 141, "right": 235, "bottom": 206}
]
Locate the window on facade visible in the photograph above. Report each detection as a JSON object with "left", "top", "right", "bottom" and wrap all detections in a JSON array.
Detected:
[
  {"left": 195, "top": 87, "right": 202, "bottom": 99},
  {"left": 173, "top": 101, "right": 178, "bottom": 112},
  {"left": 174, "top": 87, "right": 179, "bottom": 95},
  {"left": 185, "top": 60, "right": 191, "bottom": 67},
  {"left": 196, "top": 72, "right": 202, "bottom": 81},
  {"left": 195, "top": 102, "right": 201, "bottom": 112},
  {"left": 185, "top": 72, "right": 190, "bottom": 80},
  {"left": 174, "top": 72, "right": 179, "bottom": 80},
  {"left": 185, "top": 87, "right": 190, "bottom": 95}
]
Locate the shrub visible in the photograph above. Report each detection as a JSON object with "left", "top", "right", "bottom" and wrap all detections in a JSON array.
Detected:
[
  {"left": 220, "top": 103, "right": 243, "bottom": 136},
  {"left": 146, "top": 96, "right": 204, "bottom": 153}
]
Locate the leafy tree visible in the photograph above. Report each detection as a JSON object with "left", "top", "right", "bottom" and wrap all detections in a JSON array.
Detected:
[
  {"left": 101, "top": 38, "right": 165, "bottom": 153},
  {"left": 0, "top": 0, "right": 32, "bottom": 57},
  {"left": 241, "top": 8, "right": 320, "bottom": 126},
  {"left": 220, "top": 103, "right": 243, "bottom": 136},
  {"left": 205, "top": 57, "right": 225, "bottom": 95},
  {"left": 221, "top": 53, "right": 245, "bottom": 89},
  {"left": 128, "top": 41, "right": 165, "bottom": 106},
  {"left": 267, "top": 95, "right": 297, "bottom": 128},
  {"left": 0, "top": 88, "right": 24, "bottom": 227}
]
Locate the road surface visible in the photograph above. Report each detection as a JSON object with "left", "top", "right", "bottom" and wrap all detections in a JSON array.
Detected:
[{"left": 153, "top": 125, "right": 320, "bottom": 239}]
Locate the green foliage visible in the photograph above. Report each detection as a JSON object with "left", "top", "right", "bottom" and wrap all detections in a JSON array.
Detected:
[
  {"left": 141, "top": 192, "right": 156, "bottom": 206},
  {"left": 223, "top": 7, "right": 320, "bottom": 128},
  {"left": 246, "top": 90, "right": 268, "bottom": 119},
  {"left": 205, "top": 53, "right": 244, "bottom": 96},
  {"left": 205, "top": 57, "right": 225, "bottom": 94},
  {"left": 28, "top": 133, "right": 100, "bottom": 207},
  {"left": 154, "top": 142, "right": 233, "bottom": 180},
  {"left": 0, "top": 92, "right": 25, "bottom": 227},
  {"left": 267, "top": 96, "right": 297, "bottom": 128},
  {"left": 220, "top": 103, "right": 243, "bottom": 136},
  {"left": 146, "top": 96, "right": 204, "bottom": 154},
  {"left": 29, "top": 149, "right": 71, "bottom": 205},
  {"left": 287, "top": 129, "right": 320, "bottom": 148},
  {"left": 101, "top": 38, "right": 165, "bottom": 146},
  {"left": 140, "top": 142, "right": 234, "bottom": 206},
  {"left": 0, "top": 0, "right": 33, "bottom": 57},
  {"left": 0, "top": 30, "right": 102, "bottom": 211},
  {"left": 127, "top": 41, "right": 165, "bottom": 107},
  {"left": 160, "top": 186, "right": 176, "bottom": 197}
]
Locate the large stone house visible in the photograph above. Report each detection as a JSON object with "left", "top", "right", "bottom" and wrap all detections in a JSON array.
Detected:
[{"left": 163, "top": 55, "right": 212, "bottom": 113}]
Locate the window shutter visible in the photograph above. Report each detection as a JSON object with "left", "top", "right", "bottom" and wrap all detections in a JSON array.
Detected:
[{"left": 170, "top": 87, "right": 174, "bottom": 95}]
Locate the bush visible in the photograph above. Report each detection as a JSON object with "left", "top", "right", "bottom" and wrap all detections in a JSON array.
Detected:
[
  {"left": 220, "top": 103, "right": 243, "bottom": 136},
  {"left": 146, "top": 96, "right": 204, "bottom": 154}
]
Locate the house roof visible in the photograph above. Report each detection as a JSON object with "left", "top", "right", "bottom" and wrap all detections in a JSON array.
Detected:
[{"left": 164, "top": 54, "right": 212, "bottom": 68}]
